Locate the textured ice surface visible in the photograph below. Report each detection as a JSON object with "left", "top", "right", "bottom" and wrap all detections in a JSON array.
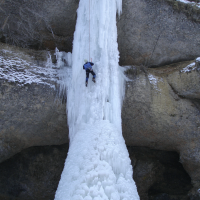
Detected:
[{"left": 55, "top": 0, "right": 139, "bottom": 200}]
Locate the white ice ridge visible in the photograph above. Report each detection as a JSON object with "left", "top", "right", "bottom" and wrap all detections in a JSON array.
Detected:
[
  {"left": 55, "top": 0, "right": 139, "bottom": 200},
  {"left": 177, "top": 0, "right": 200, "bottom": 8}
]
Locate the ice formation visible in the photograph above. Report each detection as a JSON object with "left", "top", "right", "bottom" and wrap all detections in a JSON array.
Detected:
[{"left": 55, "top": 0, "right": 139, "bottom": 200}]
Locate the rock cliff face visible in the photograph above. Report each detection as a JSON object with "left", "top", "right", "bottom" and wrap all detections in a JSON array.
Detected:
[
  {"left": 0, "top": 0, "right": 200, "bottom": 199},
  {"left": 0, "top": 80, "right": 68, "bottom": 162},
  {"left": 122, "top": 60, "right": 200, "bottom": 198},
  {"left": 1, "top": 0, "right": 200, "bottom": 67},
  {"left": 0, "top": 43, "right": 68, "bottom": 163},
  {"left": 0, "top": 0, "right": 78, "bottom": 51},
  {"left": 0, "top": 44, "right": 199, "bottom": 199}
]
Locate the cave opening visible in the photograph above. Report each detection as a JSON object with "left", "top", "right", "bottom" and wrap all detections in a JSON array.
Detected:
[
  {"left": 0, "top": 145, "right": 194, "bottom": 200},
  {"left": 128, "top": 146, "right": 193, "bottom": 200}
]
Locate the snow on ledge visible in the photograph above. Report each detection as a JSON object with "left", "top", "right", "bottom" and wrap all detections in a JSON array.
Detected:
[
  {"left": 181, "top": 62, "right": 196, "bottom": 73},
  {"left": 176, "top": 0, "right": 200, "bottom": 8},
  {"left": 148, "top": 74, "right": 163, "bottom": 92},
  {"left": 0, "top": 49, "right": 59, "bottom": 88},
  {"left": 180, "top": 57, "right": 200, "bottom": 73},
  {"left": 196, "top": 57, "right": 200, "bottom": 62}
]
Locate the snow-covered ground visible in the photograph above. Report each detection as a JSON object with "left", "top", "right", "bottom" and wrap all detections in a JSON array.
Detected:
[
  {"left": 0, "top": 48, "right": 58, "bottom": 88},
  {"left": 54, "top": 0, "right": 139, "bottom": 200},
  {"left": 0, "top": 46, "right": 73, "bottom": 98}
]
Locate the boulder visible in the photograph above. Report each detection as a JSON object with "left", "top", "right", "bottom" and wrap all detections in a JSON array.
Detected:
[
  {"left": 122, "top": 59, "right": 200, "bottom": 196},
  {"left": 0, "top": 43, "right": 68, "bottom": 163},
  {"left": 117, "top": 0, "right": 200, "bottom": 67}
]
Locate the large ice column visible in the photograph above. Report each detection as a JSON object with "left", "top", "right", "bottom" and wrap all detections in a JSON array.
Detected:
[
  {"left": 55, "top": 0, "right": 140, "bottom": 200},
  {"left": 67, "top": 0, "right": 123, "bottom": 138}
]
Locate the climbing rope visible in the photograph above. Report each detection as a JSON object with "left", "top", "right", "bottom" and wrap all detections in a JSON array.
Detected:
[{"left": 89, "top": 0, "right": 91, "bottom": 62}]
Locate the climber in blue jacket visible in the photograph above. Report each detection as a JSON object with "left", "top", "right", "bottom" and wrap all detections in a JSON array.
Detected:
[{"left": 83, "top": 60, "right": 96, "bottom": 87}]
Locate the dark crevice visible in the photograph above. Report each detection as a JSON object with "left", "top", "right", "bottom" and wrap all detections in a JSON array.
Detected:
[
  {"left": 168, "top": 83, "right": 200, "bottom": 112},
  {"left": 148, "top": 57, "right": 197, "bottom": 69},
  {"left": 191, "top": 99, "right": 200, "bottom": 112},
  {"left": 168, "top": 83, "right": 185, "bottom": 100},
  {"left": 168, "top": 83, "right": 179, "bottom": 95}
]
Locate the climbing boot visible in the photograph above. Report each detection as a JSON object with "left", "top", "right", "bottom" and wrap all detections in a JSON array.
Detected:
[
  {"left": 85, "top": 81, "right": 88, "bottom": 87},
  {"left": 92, "top": 78, "right": 96, "bottom": 83}
]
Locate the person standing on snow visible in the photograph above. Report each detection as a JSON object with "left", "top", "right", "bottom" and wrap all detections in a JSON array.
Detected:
[{"left": 83, "top": 60, "right": 96, "bottom": 87}]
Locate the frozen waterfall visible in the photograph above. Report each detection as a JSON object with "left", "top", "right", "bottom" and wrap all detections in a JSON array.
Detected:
[{"left": 54, "top": 0, "right": 139, "bottom": 199}]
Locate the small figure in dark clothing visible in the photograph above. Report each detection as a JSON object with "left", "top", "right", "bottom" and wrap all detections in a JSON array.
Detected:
[{"left": 83, "top": 60, "right": 96, "bottom": 87}]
